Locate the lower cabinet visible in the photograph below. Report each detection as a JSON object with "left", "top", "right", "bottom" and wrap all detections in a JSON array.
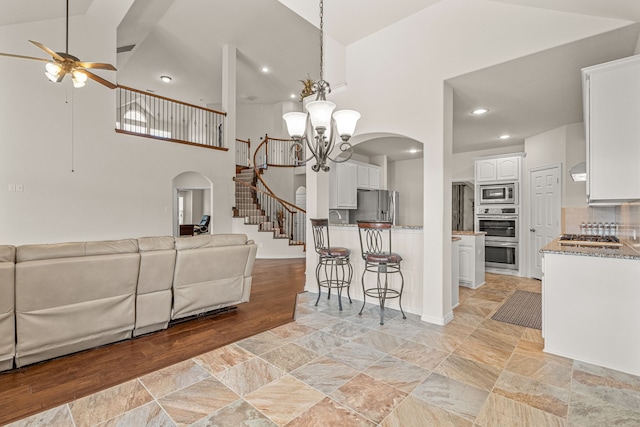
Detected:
[
  {"left": 543, "top": 252, "right": 640, "bottom": 376},
  {"left": 457, "top": 233, "right": 486, "bottom": 289}
]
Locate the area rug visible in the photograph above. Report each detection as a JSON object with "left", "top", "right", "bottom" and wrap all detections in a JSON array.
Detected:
[{"left": 491, "top": 290, "right": 542, "bottom": 330}]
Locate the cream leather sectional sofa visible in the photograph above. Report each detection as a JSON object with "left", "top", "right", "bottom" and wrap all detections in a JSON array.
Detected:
[{"left": 0, "top": 234, "right": 257, "bottom": 370}]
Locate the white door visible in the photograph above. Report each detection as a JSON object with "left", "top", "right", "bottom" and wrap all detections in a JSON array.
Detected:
[{"left": 529, "top": 165, "right": 561, "bottom": 279}]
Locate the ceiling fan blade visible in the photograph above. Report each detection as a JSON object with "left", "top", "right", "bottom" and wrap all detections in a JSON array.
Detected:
[
  {"left": 84, "top": 70, "right": 117, "bottom": 89},
  {"left": 77, "top": 61, "right": 117, "bottom": 71},
  {"left": 0, "top": 52, "right": 50, "bottom": 62},
  {"left": 29, "top": 40, "right": 65, "bottom": 62}
]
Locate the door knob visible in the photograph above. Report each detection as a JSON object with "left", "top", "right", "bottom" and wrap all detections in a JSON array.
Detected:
[{"left": 530, "top": 228, "right": 536, "bottom": 232}]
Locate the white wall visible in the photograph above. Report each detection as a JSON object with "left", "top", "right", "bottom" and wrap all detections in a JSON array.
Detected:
[
  {"left": 0, "top": 15, "right": 235, "bottom": 245},
  {"left": 565, "top": 122, "right": 588, "bottom": 207},
  {"left": 523, "top": 122, "right": 588, "bottom": 208},
  {"left": 388, "top": 158, "right": 424, "bottom": 226}
]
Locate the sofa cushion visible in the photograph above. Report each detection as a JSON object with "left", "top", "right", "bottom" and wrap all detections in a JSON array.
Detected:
[
  {"left": 15, "top": 241, "right": 140, "bottom": 367},
  {"left": 0, "top": 245, "right": 15, "bottom": 263},
  {"left": 172, "top": 238, "right": 253, "bottom": 319},
  {"left": 17, "top": 239, "right": 138, "bottom": 262},
  {"left": 138, "top": 236, "right": 175, "bottom": 252},
  {"left": 134, "top": 237, "right": 176, "bottom": 336}
]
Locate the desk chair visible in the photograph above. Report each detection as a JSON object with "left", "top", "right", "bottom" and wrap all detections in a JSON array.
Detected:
[{"left": 193, "top": 215, "right": 210, "bottom": 235}]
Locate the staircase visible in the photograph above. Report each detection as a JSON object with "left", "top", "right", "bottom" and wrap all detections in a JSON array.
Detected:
[{"left": 233, "top": 168, "right": 299, "bottom": 242}]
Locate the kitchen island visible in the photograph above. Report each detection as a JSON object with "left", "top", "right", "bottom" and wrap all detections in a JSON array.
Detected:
[
  {"left": 541, "top": 238, "right": 640, "bottom": 376},
  {"left": 452, "top": 231, "right": 486, "bottom": 289}
]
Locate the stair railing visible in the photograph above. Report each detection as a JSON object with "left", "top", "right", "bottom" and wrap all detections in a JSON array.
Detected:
[
  {"left": 243, "top": 134, "right": 308, "bottom": 246},
  {"left": 234, "top": 178, "right": 306, "bottom": 246},
  {"left": 254, "top": 134, "right": 303, "bottom": 169},
  {"left": 236, "top": 138, "right": 250, "bottom": 168}
]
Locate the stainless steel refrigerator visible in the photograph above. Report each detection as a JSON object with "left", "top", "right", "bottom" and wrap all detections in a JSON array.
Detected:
[{"left": 349, "top": 189, "right": 400, "bottom": 225}]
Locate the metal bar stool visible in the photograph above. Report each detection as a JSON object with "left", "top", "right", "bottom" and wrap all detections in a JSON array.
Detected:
[
  {"left": 310, "top": 218, "right": 353, "bottom": 310},
  {"left": 357, "top": 220, "right": 406, "bottom": 325}
]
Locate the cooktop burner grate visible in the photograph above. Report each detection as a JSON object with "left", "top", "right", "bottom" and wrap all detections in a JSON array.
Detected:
[{"left": 559, "top": 234, "right": 620, "bottom": 243}]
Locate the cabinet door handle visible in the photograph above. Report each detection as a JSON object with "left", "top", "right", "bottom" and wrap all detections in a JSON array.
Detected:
[{"left": 530, "top": 228, "right": 536, "bottom": 232}]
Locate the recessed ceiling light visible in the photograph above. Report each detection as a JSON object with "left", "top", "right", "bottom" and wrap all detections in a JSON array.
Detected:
[
  {"left": 499, "top": 134, "right": 511, "bottom": 140},
  {"left": 290, "top": 94, "right": 296, "bottom": 99},
  {"left": 261, "top": 66, "right": 269, "bottom": 73},
  {"left": 408, "top": 149, "right": 419, "bottom": 154},
  {"left": 160, "top": 75, "right": 172, "bottom": 83},
  {"left": 472, "top": 108, "right": 489, "bottom": 115}
]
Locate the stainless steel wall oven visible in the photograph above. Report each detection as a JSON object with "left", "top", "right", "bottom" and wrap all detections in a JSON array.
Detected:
[
  {"left": 476, "top": 207, "right": 519, "bottom": 270},
  {"left": 476, "top": 208, "right": 518, "bottom": 243},
  {"left": 484, "top": 241, "right": 518, "bottom": 270}
]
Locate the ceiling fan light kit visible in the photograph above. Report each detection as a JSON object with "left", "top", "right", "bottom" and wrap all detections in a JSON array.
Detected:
[{"left": 0, "top": 0, "right": 116, "bottom": 89}]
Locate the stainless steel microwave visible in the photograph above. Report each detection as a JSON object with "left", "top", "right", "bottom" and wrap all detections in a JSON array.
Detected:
[{"left": 479, "top": 183, "right": 517, "bottom": 204}]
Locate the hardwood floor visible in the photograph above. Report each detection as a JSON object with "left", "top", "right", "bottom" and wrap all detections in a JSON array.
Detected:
[{"left": 0, "top": 258, "right": 306, "bottom": 426}]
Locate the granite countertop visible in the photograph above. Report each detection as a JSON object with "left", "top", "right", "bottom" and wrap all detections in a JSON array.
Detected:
[
  {"left": 452, "top": 230, "right": 487, "bottom": 236},
  {"left": 452, "top": 236, "right": 462, "bottom": 241},
  {"left": 541, "top": 237, "right": 640, "bottom": 260}
]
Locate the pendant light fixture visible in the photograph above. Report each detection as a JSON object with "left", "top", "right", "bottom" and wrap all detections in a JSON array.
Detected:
[{"left": 282, "top": 0, "right": 360, "bottom": 172}]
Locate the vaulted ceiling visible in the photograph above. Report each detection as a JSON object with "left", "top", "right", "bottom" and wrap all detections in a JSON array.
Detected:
[{"left": 1, "top": 0, "right": 639, "bottom": 156}]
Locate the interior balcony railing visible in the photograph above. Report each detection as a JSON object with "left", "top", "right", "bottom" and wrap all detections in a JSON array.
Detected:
[
  {"left": 236, "top": 138, "right": 250, "bottom": 168},
  {"left": 254, "top": 134, "right": 303, "bottom": 169},
  {"left": 234, "top": 177, "right": 306, "bottom": 246},
  {"left": 115, "top": 85, "right": 227, "bottom": 151}
]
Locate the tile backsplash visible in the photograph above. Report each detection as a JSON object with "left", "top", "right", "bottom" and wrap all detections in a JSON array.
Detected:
[
  {"left": 562, "top": 206, "right": 617, "bottom": 234},
  {"left": 619, "top": 201, "right": 640, "bottom": 253},
  {"left": 562, "top": 202, "right": 640, "bottom": 254}
]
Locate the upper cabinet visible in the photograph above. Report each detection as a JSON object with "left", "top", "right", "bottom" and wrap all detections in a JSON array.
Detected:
[
  {"left": 357, "top": 163, "right": 381, "bottom": 190},
  {"left": 475, "top": 156, "right": 520, "bottom": 183},
  {"left": 582, "top": 55, "right": 640, "bottom": 205},
  {"left": 329, "top": 162, "right": 357, "bottom": 209}
]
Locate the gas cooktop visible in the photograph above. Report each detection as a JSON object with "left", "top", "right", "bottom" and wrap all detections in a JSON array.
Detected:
[{"left": 558, "top": 234, "right": 622, "bottom": 247}]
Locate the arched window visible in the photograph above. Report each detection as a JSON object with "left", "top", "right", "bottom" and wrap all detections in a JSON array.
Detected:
[{"left": 124, "top": 110, "right": 147, "bottom": 122}]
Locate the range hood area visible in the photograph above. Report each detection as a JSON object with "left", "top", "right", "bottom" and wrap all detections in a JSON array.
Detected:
[{"left": 569, "top": 162, "right": 587, "bottom": 182}]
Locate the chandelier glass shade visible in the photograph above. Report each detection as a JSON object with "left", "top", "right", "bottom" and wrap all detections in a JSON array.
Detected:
[{"left": 282, "top": 0, "right": 361, "bottom": 172}]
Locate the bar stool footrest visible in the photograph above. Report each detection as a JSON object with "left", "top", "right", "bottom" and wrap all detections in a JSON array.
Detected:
[{"left": 363, "top": 288, "right": 402, "bottom": 299}]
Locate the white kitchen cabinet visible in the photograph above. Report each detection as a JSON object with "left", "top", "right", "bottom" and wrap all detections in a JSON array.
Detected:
[
  {"left": 543, "top": 251, "right": 640, "bottom": 376},
  {"left": 582, "top": 55, "right": 640, "bottom": 205},
  {"left": 357, "top": 164, "right": 369, "bottom": 189},
  {"left": 356, "top": 163, "right": 381, "bottom": 190},
  {"left": 456, "top": 233, "right": 486, "bottom": 289},
  {"left": 369, "top": 166, "right": 380, "bottom": 189},
  {"left": 329, "top": 162, "right": 357, "bottom": 209},
  {"left": 475, "top": 156, "right": 520, "bottom": 183}
]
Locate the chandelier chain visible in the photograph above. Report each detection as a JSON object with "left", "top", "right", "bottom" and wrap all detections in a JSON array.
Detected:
[{"left": 319, "top": 0, "right": 324, "bottom": 82}]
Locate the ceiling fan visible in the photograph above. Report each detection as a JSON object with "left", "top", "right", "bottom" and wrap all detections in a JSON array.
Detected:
[{"left": 0, "top": 0, "right": 116, "bottom": 89}]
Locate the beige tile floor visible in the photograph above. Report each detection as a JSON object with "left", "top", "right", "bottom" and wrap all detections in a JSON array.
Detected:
[{"left": 8, "top": 273, "right": 640, "bottom": 426}]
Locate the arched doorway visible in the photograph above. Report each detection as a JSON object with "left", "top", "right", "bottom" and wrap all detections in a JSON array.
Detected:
[{"left": 172, "top": 172, "right": 214, "bottom": 236}]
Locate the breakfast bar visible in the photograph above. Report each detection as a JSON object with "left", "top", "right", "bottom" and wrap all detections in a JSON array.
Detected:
[
  {"left": 541, "top": 237, "right": 640, "bottom": 376},
  {"left": 327, "top": 224, "right": 424, "bottom": 316}
]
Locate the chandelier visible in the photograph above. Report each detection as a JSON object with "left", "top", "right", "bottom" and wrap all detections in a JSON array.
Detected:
[{"left": 282, "top": 0, "right": 360, "bottom": 172}]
